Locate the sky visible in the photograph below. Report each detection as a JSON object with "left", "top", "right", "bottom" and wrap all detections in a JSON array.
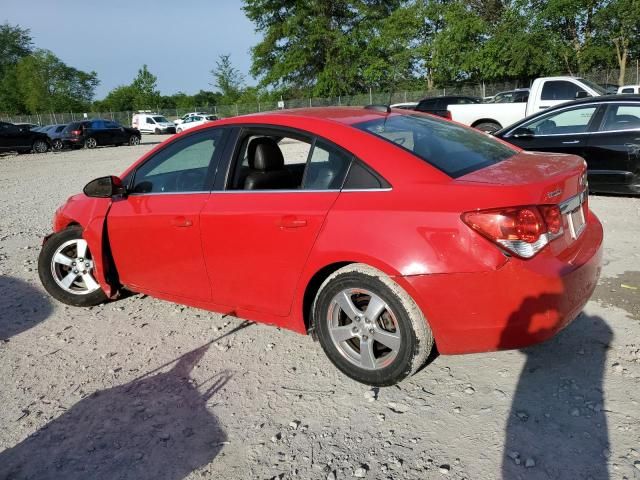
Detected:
[{"left": 1, "top": 0, "right": 260, "bottom": 99}]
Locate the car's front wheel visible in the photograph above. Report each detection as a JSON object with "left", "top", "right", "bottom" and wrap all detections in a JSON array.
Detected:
[
  {"left": 129, "top": 135, "right": 140, "bottom": 146},
  {"left": 32, "top": 139, "right": 48, "bottom": 153},
  {"left": 313, "top": 264, "right": 434, "bottom": 386},
  {"left": 38, "top": 227, "right": 108, "bottom": 307}
]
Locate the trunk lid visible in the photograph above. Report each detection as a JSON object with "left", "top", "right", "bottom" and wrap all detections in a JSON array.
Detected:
[{"left": 459, "top": 150, "right": 586, "bottom": 204}]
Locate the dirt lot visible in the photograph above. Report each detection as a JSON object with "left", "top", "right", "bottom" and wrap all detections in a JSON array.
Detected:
[{"left": 0, "top": 137, "right": 639, "bottom": 480}]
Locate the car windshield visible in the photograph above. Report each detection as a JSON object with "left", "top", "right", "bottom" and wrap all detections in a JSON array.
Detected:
[
  {"left": 579, "top": 79, "right": 609, "bottom": 95},
  {"left": 153, "top": 116, "right": 169, "bottom": 123},
  {"left": 354, "top": 114, "right": 517, "bottom": 178}
]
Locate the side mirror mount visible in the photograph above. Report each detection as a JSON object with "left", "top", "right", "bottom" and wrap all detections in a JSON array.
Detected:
[
  {"left": 575, "top": 91, "right": 590, "bottom": 99},
  {"left": 83, "top": 176, "right": 125, "bottom": 198},
  {"left": 511, "top": 127, "right": 535, "bottom": 139}
]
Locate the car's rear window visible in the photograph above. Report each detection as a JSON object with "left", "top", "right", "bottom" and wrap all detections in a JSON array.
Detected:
[{"left": 354, "top": 114, "right": 517, "bottom": 178}]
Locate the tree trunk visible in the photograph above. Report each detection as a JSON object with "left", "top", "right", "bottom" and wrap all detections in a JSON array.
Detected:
[{"left": 614, "top": 37, "right": 629, "bottom": 86}]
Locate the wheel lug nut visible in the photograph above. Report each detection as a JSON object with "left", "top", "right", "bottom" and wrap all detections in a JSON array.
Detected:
[
  {"left": 85, "top": 263, "right": 90, "bottom": 267},
  {"left": 369, "top": 329, "right": 374, "bottom": 334},
  {"left": 72, "top": 262, "right": 76, "bottom": 266},
  {"left": 73, "top": 269, "right": 78, "bottom": 274},
  {"left": 362, "top": 335, "right": 368, "bottom": 341}
]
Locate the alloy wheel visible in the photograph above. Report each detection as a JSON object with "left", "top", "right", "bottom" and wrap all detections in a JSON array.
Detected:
[
  {"left": 327, "top": 288, "right": 401, "bottom": 370},
  {"left": 50, "top": 239, "right": 100, "bottom": 295}
]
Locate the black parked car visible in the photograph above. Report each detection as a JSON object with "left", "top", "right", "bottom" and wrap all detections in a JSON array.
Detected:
[
  {"left": 61, "top": 119, "right": 141, "bottom": 149},
  {"left": 494, "top": 94, "right": 640, "bottom": 195},
  {"left": 415, "top": 95, "right": 481, "bottom": 118},
  {"left": 0, "top": 121, "right": 50, "bottom": 154},
  {"left": 40, "top": 124, "right": 68, "bottom": 150}
]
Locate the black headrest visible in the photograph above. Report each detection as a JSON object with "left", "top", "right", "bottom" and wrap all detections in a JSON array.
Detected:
[{"left": 247, "top": 137, "right": 284, "bottom": 170}]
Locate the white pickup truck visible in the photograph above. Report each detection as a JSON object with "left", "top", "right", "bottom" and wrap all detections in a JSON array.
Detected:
[{"left": 448, "top": 76, "right": 607, "bottom": 133}]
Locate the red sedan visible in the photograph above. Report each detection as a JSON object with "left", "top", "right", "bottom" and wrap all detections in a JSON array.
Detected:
[{"left": 38, "top": 107, "right": 603, "bottom": 386}]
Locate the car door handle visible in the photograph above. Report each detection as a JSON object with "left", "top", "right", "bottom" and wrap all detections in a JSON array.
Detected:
[
  {"left": 278, "top": 216, "right": 308, "bottom": 228},
  {"left": 562, "top": 140, "right": 580, "bottom": 144},
  {"left": 171, "top": 216, "right": 193, "bottom": 227}
]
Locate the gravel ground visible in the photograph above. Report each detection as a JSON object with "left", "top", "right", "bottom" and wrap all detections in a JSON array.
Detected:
[{"left": 0, "top": 137, "right": 639, "bottom": 479}]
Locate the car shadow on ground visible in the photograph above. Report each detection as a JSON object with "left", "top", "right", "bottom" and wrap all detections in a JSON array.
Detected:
[
  {"left": 501, "top": 292, "right": 612, "bottom": 479},
  {"left": 0, "top": 276, "right": 52, "bottom": 341},
  {"left": 0, "top": 321, "right": 253, "bottom": 480}
]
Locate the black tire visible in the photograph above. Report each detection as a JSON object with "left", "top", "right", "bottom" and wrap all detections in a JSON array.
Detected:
[
  {"left": 32, "top": 139, "right": 49, "bottom": 153},
  {"left": 154, "top": 128, "right": 160, "bottom": 135},
  {"left": 52, "top": 139, "right": 63, "bottom": 151},
  {"left": 474, "top": 122, "right": 501, "bottom": 134},
  {"left": 313, "top": 264, "right": 433, "bottom": 386},
  {"left": 129, "top": 135, "right": 140, "bottom": 146},
  {"left": 38, "top": 227, "right": 108, "bottom": 307},
  {"left": 85, "top": 137, "right": 98, "bottom": 149},
  {"left": 176, "top": 128, "right": 183, "bottom": 133}
]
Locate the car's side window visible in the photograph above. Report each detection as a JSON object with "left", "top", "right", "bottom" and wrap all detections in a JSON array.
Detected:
[
  {"left": 229, "top": 131, "right": 312, "bottom": 190},
  {"left": 303, "top": 140, "right": 352, "bottom": 190},
  {"left": 105, "top": 121, "right": 119, "bottom": 128},
  {"left": 146, "top": 118, "right": 154, "bottom": 124},
  {"left": 541, "top": 81, "right": 586, "bottom": 101},
  {"left": 91, "top": 120, "right": 105, "bottom": 129},
  {"left": 131, "top": 130, "right": 224, "bottom": 194},
  {"left": 524, "top": 106, "right": 598, "bottom": 135},
  {"left": 600, "top": 105, "right": 640, "bottom": 132},
  {"left": 621, "top": 88, "right": 634, "bottom": 94}
]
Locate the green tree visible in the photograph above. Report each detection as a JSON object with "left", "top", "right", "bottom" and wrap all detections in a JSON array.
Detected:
[
  {"left": 15, "top": 50, "right": 99, "bottom": 113},
  {"left": 211, "top": 54, "right": 245, "bottom": 104},
  {"left": 243, "top": 0, "right": 366, "bottom": 96},
  {"left": 594, "top": 0, "right": 640, "bottom": 85},
  {"left": 131, "top": 64, "right": 160, "bottom": 109},
  {"left": 0, "top": 23, "right": 33, "bottom": 113},
  {"left": 94, "top": 85, "right": 137, "bottom": 111}
]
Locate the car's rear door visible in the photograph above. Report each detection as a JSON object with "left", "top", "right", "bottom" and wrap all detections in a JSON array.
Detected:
[
  {"left": 107, "top": 128, "right": 229, "bottom": 301},
  {"left": 199, "top": 127, "right": 353, "bottom": 317},
  {"left": 584, "top": 102, "right": 640, "bottom": 190},
  {"left": 106, "top": 121, "right": 125, "bottom": 144}
]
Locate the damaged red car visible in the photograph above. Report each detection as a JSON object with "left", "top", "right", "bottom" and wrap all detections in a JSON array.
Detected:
[{"left": 38, "top": 107, "right": 603, "bottom": 386}]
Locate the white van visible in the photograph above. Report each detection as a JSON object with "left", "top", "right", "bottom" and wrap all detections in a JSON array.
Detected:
[{"left": 131, "top": 113, "right": 177, "bottom": 134}]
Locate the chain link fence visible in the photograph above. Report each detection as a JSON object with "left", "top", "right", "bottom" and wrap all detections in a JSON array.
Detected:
[{"left": 2, "top": 68, "right": 639, "bottom": 127}]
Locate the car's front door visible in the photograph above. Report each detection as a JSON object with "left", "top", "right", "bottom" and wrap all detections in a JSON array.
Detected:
[
  {"left": 200, "top": 128, "right": 353, "bottom": 317},
  {"left": 106, "top": 121, "right": 126, "bottom": 143},
  {"left": 504, "top": 104, "right": 604, "bottom": 158},
  {"left": 107, "top": 128, "right": 228, "bottom": 301},
  {"left": 584, "top": 103, "right": 640, "bottom": 190}
]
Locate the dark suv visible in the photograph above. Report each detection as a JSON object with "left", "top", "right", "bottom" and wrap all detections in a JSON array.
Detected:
[
  {"left": 62, "top": 119, "right": 141, "bottom": 149},
  {"left": 0, "top": 121, "right": 50, "bottom": 154},
  {"left": 415, "top": 95, "right": 481, "bottom": 118}
]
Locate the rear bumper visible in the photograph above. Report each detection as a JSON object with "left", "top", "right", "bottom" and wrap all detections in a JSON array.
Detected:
[{"left": 402, "top": 211, "right": 603, "bottom": 354}]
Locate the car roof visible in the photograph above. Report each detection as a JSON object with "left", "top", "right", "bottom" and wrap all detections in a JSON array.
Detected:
[{"left": 219, "top": 106, "right": 412, "bottom": 126}]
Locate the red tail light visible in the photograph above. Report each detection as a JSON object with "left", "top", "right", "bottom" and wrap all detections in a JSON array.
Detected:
[
  {"left": 443, "top": 110, "right": 452, "bottom": 120},
  {"left": 461, "top": 205, "right": 563, "bottom": 258},
  {"left": 71, "top": 130, "right": 81, "bottom": 136}
]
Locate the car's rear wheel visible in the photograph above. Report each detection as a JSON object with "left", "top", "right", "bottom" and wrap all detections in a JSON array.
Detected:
[
  {"left": 52, "top": 139, "right": 63, "bottom": 151},
  {"left": 38, "top": 227, "right": 108, "bottom": 307},
  {"left": 474, "top": 122, "right": 501, "bottom": 134},
  {"left": 129, "top": 135, "right": 140, "bottom": 146},
  {"left": 85, "top": 137, "right": 98, "bottom": 149},
  {"left": 177, "top": 128, "right": 183, "bottom": 133},
  {"left": 32, "top": 139, "right": 48, "bottom": 153},
  {"left": 313, "top": 264, "right": 433, "bottom": 386}
]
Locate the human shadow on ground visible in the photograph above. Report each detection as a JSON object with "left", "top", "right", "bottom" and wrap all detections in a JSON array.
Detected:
[
  {"left": 0, "top": 321, "right": 253, "bottom": 480},
  {"left": 0, "top": 276, "right": 52, "bottom": 341},
  {"left": 501, "top": 293, "right": 612, "bottom": 479}
]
